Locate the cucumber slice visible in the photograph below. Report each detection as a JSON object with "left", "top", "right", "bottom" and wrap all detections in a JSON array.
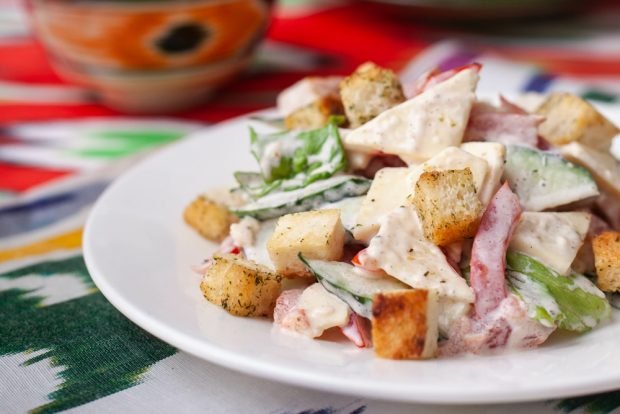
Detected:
[
  {"left": 299, "top": 255, "right": 409, "bottom": 318},
  {"left": 232, "top": 175, "right": 371, "bottom": 221},
  {"left": 503, "top": 145, "right": 599, "bottom": 211},
  {"left": 506, "top": 251, "right": 611, "bottom": 332}
]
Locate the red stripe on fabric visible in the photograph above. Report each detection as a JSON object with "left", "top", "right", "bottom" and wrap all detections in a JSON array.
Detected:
[
  {"left": 0, "top": 162, "right": 72, "bottom": 192},
  {"left": 268, "top": 4, "right": 429, "bottom": 71},
  {"left": 0, "top": 103, "right": 119, "bottom": 124},
  {"left": 0, "top": 41, "right": 62, "bottom": 84}
]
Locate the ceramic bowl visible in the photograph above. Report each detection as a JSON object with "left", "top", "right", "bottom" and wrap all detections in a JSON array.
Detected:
[{"left": 28, "top": 0, "right": 271, "bottom": 113}]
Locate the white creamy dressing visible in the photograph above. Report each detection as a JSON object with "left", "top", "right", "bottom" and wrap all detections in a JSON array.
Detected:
[
  {"left": 437, "top": 298, "right": 471, "bottom": 336},
  {"left": 353, "top": 146, "right": 491, "bottom": 244},
  {"left": 261, "top": 129, "right": 340, "bottom": 187},
  {"left": 297, "top": 283, "right": 351, "bottom": 337},
  {"left": 561, "top": 142, "right": 620, "bottom": 197},
  {"left": 460, "top": 142, "right": 506, "bottom": 206},
  {"left": 276, "top": 76, "right": 343, "bottom": 116},
  {"left": 501, "top": 295, "right": 555, "bottom": 350},
  {"left": 318, "top": 196, "right": 364, "bottom": 233},
  {"left": 509, "top": 271, "right": 560, "bottom": 328},
  {"left": 241, "top": 175, "right": 362, "bottom": 210},
  {"left": 303, "top": 131, "right": 341, "bottom": 179},
  {"left": 414, "top": 146, "right": 489, "bottom": 199},
  {"left": 353, "top": 167, "right": 412, "bottom": 243},
  {"left": 366, "top": 206, "right": 475, "bottom": 303},
  {"left": 422, "top": 289, "right": 440, "bottom": 358},
  {"left": 259, "top": 138, "right": 300, "bottom": 181},
  {"left": 509, "top": 212, "right": 590, "bottom": 275},
  {"left": 242, "top": 219, "right": 277, "bottom": 269},
  {"left": 565, "top": 272, "right": 607, "bottom": 298},
  {"left": 229, "top": 217, "right": 260, "bottom": 248},
  {"left": 202, "top": 186, "right": 248, "bottom": 208},
  {"left": 343, "top": 68, "right": 478, "bottom": 162}
]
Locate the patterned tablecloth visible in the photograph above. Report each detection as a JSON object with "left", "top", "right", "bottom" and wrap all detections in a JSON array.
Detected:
[{"left": 3, "top": 1, "right": 620, "bottom": 413}]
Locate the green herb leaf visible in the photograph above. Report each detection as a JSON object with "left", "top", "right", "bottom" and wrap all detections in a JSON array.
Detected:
[{"left": 242, "top": 121, "right": 346, "bottom": 197}]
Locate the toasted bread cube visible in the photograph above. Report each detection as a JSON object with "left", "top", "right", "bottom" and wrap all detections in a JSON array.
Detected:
[
  {"left": 284, "top": 95, "right": 344, "bottom": 130},
  {"left": 267, "top": 209, "right": 345, "bottom": 278},
  {"left": 340, "top": 62, "right": 405, "bottom": 128},
  {"left": 593, "top": 231, "right": 620, "bottom": 292},
  {"left": 372, "top": 289, "right": 439, "bottom": 360},
  {"left": 412, "top": 169, "right": 482, "bottom": 246},
  {"left": 183, "top": 196, "right": 238, "bottom": 242},
  {"left": 201, "top": 254, "right": 282, "bottom": 316},
  {"left": 537, "top": 93, "right": 619, "bottom": 151}
]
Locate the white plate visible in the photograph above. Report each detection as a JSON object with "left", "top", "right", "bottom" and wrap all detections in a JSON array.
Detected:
[{"left": 84, "top": 104, "right": 620, "bottom": 405}]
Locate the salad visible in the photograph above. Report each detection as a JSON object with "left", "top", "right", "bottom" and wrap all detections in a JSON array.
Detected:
[{"left": 184, "top": 62, "right": 620, "bottom": 360}]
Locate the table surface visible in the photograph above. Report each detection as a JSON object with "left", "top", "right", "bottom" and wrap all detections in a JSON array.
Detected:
[{"left": 2, "top": 1, "right": 620, "bottom": 413}]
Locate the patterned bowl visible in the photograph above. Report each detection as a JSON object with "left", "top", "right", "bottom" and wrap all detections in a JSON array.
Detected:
[{"left": 27, "top": 0, "right": 271, "bottom": 113}]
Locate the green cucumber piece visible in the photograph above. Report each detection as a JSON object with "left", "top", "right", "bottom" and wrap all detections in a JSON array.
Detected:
[
  {"left": 503, "top": 145, "right": 599, "bottom": 211},
  {"left": 299, "top": 255, "right": 409, "bottom": 318},
  {"left": 506, "top": 251, "right": 611, "bottom": 332},
  {"left": 232, "top": 175, "right": 371, "bottom": 221},
  {"left": 507, "top": 270, "right": 560, "bottom": 328}
]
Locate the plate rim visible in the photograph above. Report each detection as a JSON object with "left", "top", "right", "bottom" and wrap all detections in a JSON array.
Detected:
[{"left": 84, "top": 107, "right": 620, "bottom": 405}]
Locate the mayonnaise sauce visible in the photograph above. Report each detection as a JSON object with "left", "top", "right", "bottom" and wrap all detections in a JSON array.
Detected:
[
  {"left": 366, "top": 206, "right": 475, "bottom": 303},
  {"left": 297, "top": 283, "right": 351, "bottom": 337}
]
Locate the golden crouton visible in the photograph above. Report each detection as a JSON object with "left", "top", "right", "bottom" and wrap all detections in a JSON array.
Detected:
[
  {"left": 183, "top": 196, "right": 238, "bottom": 242},
  {"left": 340, "top": 62, "right": 405, "bottom": 128},
  {"left": 267, "top": 209, "right": 345, "bottom": 278},
  {"left": 201, "top": 254, "right": 282, "bottom": 317},
  {"left": 537, "top": 93, "right": 619, "bottom": 151},
  {"left": 593, "top": 231, "right": 620, "bottom": 292},
  {"left": 411, "top": 169, "right": 483, "bottom": 246},
  {"left": 284, "top": 95, "right": 345, "bottom": 130},
  {"left": 372, "top": 289, "right": 439, "bottom": 360}
]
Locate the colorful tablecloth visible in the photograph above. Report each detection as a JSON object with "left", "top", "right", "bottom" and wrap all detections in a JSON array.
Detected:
[{"left": 3, "top": 1, "right": 620, "bottom": 413}]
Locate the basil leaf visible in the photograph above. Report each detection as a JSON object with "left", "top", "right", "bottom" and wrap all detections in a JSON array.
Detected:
[{"left": 243, "top": 122, "right": 346, "bottom": 197}]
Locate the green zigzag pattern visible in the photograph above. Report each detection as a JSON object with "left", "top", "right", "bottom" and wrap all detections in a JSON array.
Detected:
[
  {"left": 4, "top": 255, "right": 620, "bottom": 413},
  {"left": 0, "top": 255, "right": 176, "bottom": 413}
]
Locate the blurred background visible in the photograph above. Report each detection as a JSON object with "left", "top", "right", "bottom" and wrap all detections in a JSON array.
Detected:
[{"left": 1, "top": 0, "right": 619, "bottom": 199}]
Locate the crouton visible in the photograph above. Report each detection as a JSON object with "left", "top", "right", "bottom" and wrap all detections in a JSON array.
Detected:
[
  {"left": 411, "top": 169, "right": 483, "bottom": 246},
  {"left": 201, "top": 254, "right": 282, "bottom": 317},
  {"left": 593, "top": 231, "right": 620, "bottom": 292},
  {"left": 267, "top": 209, "right": 345, "bottom": 278},
  {"left": 184, "top": 196, "right": 238, "bottom": 242},
  {"left": 284, "top": 95, "right": 344, "bottom": 130},
  {"left": 537, "top": 93, "right": 619, "bottom": 151},
  {"left": 420, "top": 146, "right": 489, "bottom": 201},
  {"left": 340, "top": 62, "right": 405, "bottom": 128},
  {"left": 372, "top": 289, "right": 439, "bottom": 360}
]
